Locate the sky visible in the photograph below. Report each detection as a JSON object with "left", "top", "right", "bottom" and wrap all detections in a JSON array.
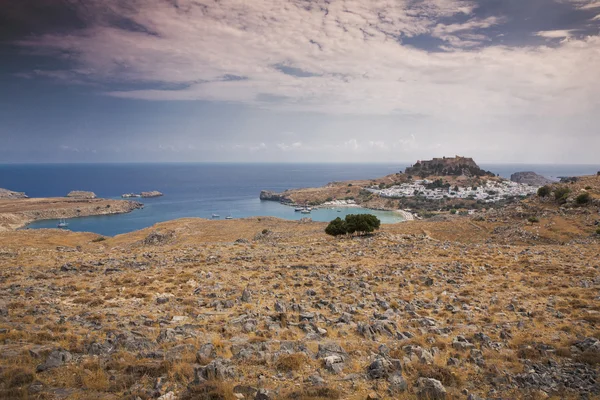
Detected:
[{"left": 1, "top": 0, "right": 599, "bottom": 164}]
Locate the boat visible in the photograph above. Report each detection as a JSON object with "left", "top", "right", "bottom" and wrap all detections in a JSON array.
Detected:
[
  {"left": 300, "top": 209, "right": 311, "bottom": 214},
  {"left": 294, "top": 207, "right": 304, "bottom": 212},
  {"left": 225, "top": 215, "right": 233, "bottom": 220},
  {"left": 57, "top": 219, "right": 69, "bottom": 228},
  {"left": 211, "top": 214, "right": 220, "bottom": 218}
]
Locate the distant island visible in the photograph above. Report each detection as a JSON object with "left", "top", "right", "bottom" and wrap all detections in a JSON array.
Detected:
[
  {"left": 122, "top": 191, "right": 163, "bottom": 198},
  {"left": 260, "top": 156, "right": 552, "bottom": 219}
]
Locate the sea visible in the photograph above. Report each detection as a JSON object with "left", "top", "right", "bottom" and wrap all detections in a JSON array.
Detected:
[{"left": 1, "top": 163, "right": 598, "bottom": 236}]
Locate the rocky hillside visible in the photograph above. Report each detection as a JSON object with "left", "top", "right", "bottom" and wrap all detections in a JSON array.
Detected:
[
  {"left": 405, "top": 156, "right": 495, "bottom": 178},
  {"left": 0, "top": 207, "right": 598, "bottom": 399}
]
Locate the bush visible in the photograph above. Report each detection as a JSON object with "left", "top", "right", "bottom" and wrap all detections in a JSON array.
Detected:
[
  {"left": 92, "top": 236, "right": 106, "bottom": 242},
  {"left": 554, "top": 186, "right": 571, "bottom": 204},
  {"left": 450, "top": 209, "right": 457, "bottom": 215},
  {"left": 537, "top": 186, "right": 551, "bottom": 197},
  {"left": 528, "top": 216, "right": 539, "bottom": 223},
  {"left": 325, "top": 214, "right": 381, "bottom": 236},
  {"left": 585, "top": 186, "right": 592, "bottom": 190},
  {"left": 576, "top": 192, "right": 591, "bottom": 205},
  {"left": 596, "top": 228, "right": 600, "bottom": 235}
]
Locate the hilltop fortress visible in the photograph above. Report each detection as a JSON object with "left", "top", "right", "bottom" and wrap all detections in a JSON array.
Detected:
[{"left": 405, "top": 156, "right": 495, "bottom": 178}]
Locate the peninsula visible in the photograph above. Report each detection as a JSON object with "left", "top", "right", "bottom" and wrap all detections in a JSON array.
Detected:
[{"left": 0, "top": 189, "right": 143, "bottom": 231}]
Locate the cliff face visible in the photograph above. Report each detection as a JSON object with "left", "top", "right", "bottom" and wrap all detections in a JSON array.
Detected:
[
  {"left": 259, "top": 190, "right": 292, "bottom": 203},
  {"left": 405, "top": 156, "right": 494, "bottom": 178},
  {"left": 510, "top": 171, "right": 553, "bottom": 186}
]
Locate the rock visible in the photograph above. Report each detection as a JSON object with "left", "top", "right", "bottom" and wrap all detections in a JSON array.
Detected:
[
  {"left": 274, "top": 301, "right": 286, "bottom": 313},
  {"left": 197, "top": 343, "right": 217, "bottom": 363},
  {"left": 452, "top": 336, "right": 475, "bottom": 351},
  {"left": 324, "top": 355, "right": 345, "bottom": 374},
  {"left": 254, "top": 389, "right": 272, "bottom": 399},
  {"left": 143, "top": 231, "right": 173, "bottom": 246},
  {"left": 194, "top": 358, "right": 236, "bottom": 382},
  {"left": 241, "top": 286, "right": 252, "bottom": 302},
  {"left": 157, "top": 329, "right": 177, "bottom": 343},
  {"left": 0, "top": 188, "right": 28, "bottom": 199},
  {"left": 366, "top": 393, "right": 380, "bottom": 400},
  {"left": 141, "top": 191, "right": 163, "bottom": 198},
  {"left": 317, "top": 343, "right": 347, "bottom": 360},
  {"left": 36, "top": 349, "right": 72, "bottom": 372},
  {"left": 388, "top": 372, "right": 408, "bottom": 393},
  {"left": 306, "top": 373, "right": 326, "bottom": 386},
  {"left": 234, "top": 385, "right": 258, "bottom": 397},
  {"left": 156, "top": 296, "right": 169, "bottom": 305},
  {"left": 367, "top": 355, "right": 402, "bottom": 380},
  {"left": 416, "top": 378, "right": 447, "bottom": 400},
  {"left": 66, "top": 190, "right": 96, "bottom": 199},
  {"left": 510, "top": 171, "right": 553, "bottom": 186}
]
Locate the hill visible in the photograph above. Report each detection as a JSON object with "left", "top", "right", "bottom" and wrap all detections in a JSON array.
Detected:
[{"left": 404, "top": 156, "right": 495, "bottom": 178}]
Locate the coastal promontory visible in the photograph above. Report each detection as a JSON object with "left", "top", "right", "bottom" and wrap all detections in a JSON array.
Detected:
[
  {"left": 0, "top": 196, "right": 143, "bottom": 231},
  {"left": 0, "top": 188, "right": 28, "bottom": 199}
]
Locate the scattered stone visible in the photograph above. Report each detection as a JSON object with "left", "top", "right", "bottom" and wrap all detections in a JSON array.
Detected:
[{"left": 415, "top": 377, "right": 447, "bottom": 400}]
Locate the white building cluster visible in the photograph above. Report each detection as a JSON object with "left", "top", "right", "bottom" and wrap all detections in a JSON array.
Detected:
[{"left": 368, "top": 179, "right": 539, "bottom": 203}]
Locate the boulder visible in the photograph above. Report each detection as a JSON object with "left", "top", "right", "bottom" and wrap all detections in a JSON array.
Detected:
[
  {"left": 36, "top": 349, "right": 72, "bottom": 372},
  {"left": 416, "top": 378, "right": 446, "bottom": 400}
]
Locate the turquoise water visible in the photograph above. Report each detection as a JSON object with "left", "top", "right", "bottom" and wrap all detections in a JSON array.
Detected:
[{"left": 2, "top": 163, "right": 598, "bottom": 236}]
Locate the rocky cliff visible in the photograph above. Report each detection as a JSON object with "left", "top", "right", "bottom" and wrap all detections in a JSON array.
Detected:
[
  {"left": 259, "top": 190, "right": 292, "bottom": 203},
  {"left": 0, "top": 188, "right": 28, "bottom": 199},
  {"left": 510, "top": 171, "right": 553, "bottom": 186},
  {"left": 404, "top": 156, "right": 494, "bottom": 178}
]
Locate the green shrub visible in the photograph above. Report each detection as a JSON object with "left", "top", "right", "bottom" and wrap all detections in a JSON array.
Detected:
[
  {"left": 576, "top": 192, "right": 591, "bottom": 205},
  {"left": 537, "top": 186, "right": 551, "bottom": 197},
  {"left": 585, "top": 186, "right": 592, "bottom": 190},
  {"left": 450, "top": 209, "right": 457, "bottom": 215},
  {"left": 325, "top": 214, "right": 381, "bottom": 236},
  {"left": 554, "top": 186, "right": 571, "bottom": 204},
  {"left": 528, "top": 216, "right": 539, "bottom": 223},
  {"left": 596, "top": 228, "right": 600, "bottom": 235},
  {"left": 92, "top": 236, "right": 106, "bottom": 242}
]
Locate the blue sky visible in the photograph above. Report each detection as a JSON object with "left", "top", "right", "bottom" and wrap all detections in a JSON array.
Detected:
[{"left": 1, "top": 0, "right": 599, "bottom": 163}]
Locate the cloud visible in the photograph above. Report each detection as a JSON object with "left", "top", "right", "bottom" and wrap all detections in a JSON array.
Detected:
[
  {"left": 536, "top": 30, "right": 577, "bottom": 39},
  {"left": 11, "top": 0, "right": 600, "bottom": 120}
]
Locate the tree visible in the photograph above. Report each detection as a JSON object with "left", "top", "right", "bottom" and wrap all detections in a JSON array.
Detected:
[
  {"left": 325, "top": 217, "right": 348, "bottom": 236},
  {"left": 325, "top": 214, "right": 381, "bottom": 236},
  {"left": 345, "top": 214, "right": 381, "bottom": 235},
  {"left": 537, "top": 186, "right": 551, "bottom": 197}
]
